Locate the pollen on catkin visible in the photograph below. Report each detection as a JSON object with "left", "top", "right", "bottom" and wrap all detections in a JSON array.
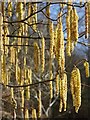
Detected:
[
  {"left": 59, "top": 73, "right": 67, "bottom": 112},
  {"left": 38, "top": 90, "right": 42, "bottom": 118},
  {"left": 32, "top": 108, "right": 37, "bottom": 119},
  {"left": 33, "top": 42, "right": 40, "bottom": 72},
  {"left": 70, "top": 66, "right": 81, "bottom": 113},
  {"left": 41, "top": 37, "right": 45, "bottom": 73},
  {"left": 84, "top": 61, "right": 90, "bottom": 78}
]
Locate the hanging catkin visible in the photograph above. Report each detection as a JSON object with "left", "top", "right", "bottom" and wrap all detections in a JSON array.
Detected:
[
  {"left": 32, "top": 108, "right": 37, "bottom": 119},
  {"left": 66, "top": 11, "right": 71, "bottom": 56},
  {"left": 0, "top": 12, "right": 4, "bottom": 84},
  {"left": 41, "top": 37, "right": 45, "bottom": 73},
  {"left": 25, "top": 108, "right": 29, "bottom": 119},
  {"left": 84, "top": 61, "right": 90, "bottom": 78},
  {"left": 70, "top": 9, "right": 74, "bottom": 53},
  {"left": 38, "top": 90, "right": 42, "bottom": 118},
  {"left": 15, "top": 50, "right": 18, "bottom": 83},
  {"left": 57, "top": 12, "right": 65, "bottom": 73},
  {"left": 16, "top": 2, "right": 23, "bottom": 52},
  {"left": 49, "top": 70, "right": 53, "bottom": 100},
  {"left": 2, "top": 54, "right": 6, "bottom": 85},
  {"left": 10, "top": 47, "right": 16, "bottom": 65},
  {"left": 31, "top": 3, "right": 37, "bottom": 31},
  {"left": 59, "top": 73, "right": 67, "bottom": 112},
  {"left": 21, "top": 80, "right": 24, "bottom": 113},
  {"left": 49, "top": 21, "right": 54, "bottom": 59},
  {"left": 28, "top": 3, "right": 31, "bottom": 24},
  {"left": 73, "top": 8, "right": 79, "bottom": 45},
  {"left": 70, "top": 67, "right": 81, "bottom": 113},
  {"left": 33, "top": 42, "right": 40, "bottom": 72},
  {"left": 53, "top": 26, "right": 58, "bottom": 57},
  {"left": 56, "top": 74, "right": 59, "bottom": 96},
  {"left": 8, "top": 2, "right": 12, "bottom": 17}
]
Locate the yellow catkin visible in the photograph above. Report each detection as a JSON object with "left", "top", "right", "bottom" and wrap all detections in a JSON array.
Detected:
[
  {"left": 73, "top": 8, "right": 79, "bottom": 45},
  {"left": 33, "top": 42, "right": 40, "bottom": 72},
  {"left": 2, "top": 54, "right": 6, "bottom": 85},
  {"left": 11, "top": 87, "right": 14, "bottom": 99},
  {"left": 57, "top": 12, "right": 65, "bottom": 73},
  {"left": 21, "top": 80, "right": 24, "bottom": 113},
  {"left": 31, "top": 3, "right": 37, "bottom": 31},
  {"left": 38, "top": 90, "right": 42, "bottom": 118},
  {"left": 16, "top": 2, "right": 23, "bottom": 52},
  {"left": 59, "top": 73, "right": 67, "bottom": 112},
  {"left": 25, "top": 68, "right": 32, "bottom": 100},
  {"left": 25, "top": 108, "right": 29, "bottom": 119},
  {"left": 8, "top": 2, "right": 12, "bottom": 17},
  {"left": 0, "top": 12, "right": 3, "bottom": 84},
  {"left": 66, "top": 11, "right": 71, "bottom": 56},
  {"left": 67, "top": 0, "right": 72, "bottom": 11},
  {"left": 84, "top": 61, "right": 90, "bottom": 78},
  {"left": 15, "top": 50, "right": 18, "bottom": 83},
  {"left": 70, "top": 67, "right": 81, "bottom": 113},
  {"left": 16, "top": 2, "right": 23, "bottom": 20},
  {"left": 3, "top": 19, "right": 9, "bottom": 55},
  {"left": 49, "top": 70, "right": 53, "bottom": 100},
  {"left": 10, "top": 47, "right": 16, "bottom": 65},
  {"left": 85, "top": 3, "right": 88, "bottom": 38},
  {"left": 28, "top": 3, "right": 31, "bottom": 24},
  {"left": 53, "top": 26, "right": 58, "bottom": 57},
  {"left": 10, "top": 87, "right": 17, "bottom": 109},
  {"left": 49, "top": 21, "right": 54, "bottom": 59},
  {"left": 41, "top": 37, "right": 45, "bottom": 73},
  {"left": 56, "top": 74, "right": 59, "bottom": 96},
  {"left": 32, "top": 108, "right": 37, "bottom": 119},
  {"left": 70, "top": 9, "right": 74, "bottom": 53},
  {"left": 28, "top": 68, "right": 32, "bottom": 84}
]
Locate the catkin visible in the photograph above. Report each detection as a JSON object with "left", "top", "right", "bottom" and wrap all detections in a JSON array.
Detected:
[
  {"left": 8, "top": 2, "right": 12, "bottom": 17},
  {"left": 70, "top": 9, "right": 74, "bottom": 53},
  {"left": 0, "top": 12, "right": 3, "bottom": 84},
  {"left": 25, "top": 69, "right": 32, "bottom": 100},
  {"left": 11, "top": 88, "right": 14, "bottom": 99},
  {"left": 10, "top": 47, "right": 16, "bottom": 65},
  {"left": 50, "top": 70, "right": 53, "bottom": 100},
  {"left": 16, "top": 2, "right": 23, "bottom": 20},
  {"left": 49, "top": 21, "right": 54, "bottom": 59},
  {"left": 59, "top": 73, "right": 67, "bottom": 112},
  {"left": 2, "top": 54, "right": 6, "bottom": 85},
  {"left": 53, "top": 26, "right": 58, "bottom": 57},
  {"left": 84, "top": 61, "right": 90, "bottom": 78},
  {"left": 32, "top": 108, "right": 37, "bottom": 119},
  {"left": 70, "top": 67, "right": 81, "bottom": 113},
  {"left": 25, "top": 108, "right": 29, "bottom": 119},
  {"left": 66, "top": 11, "right": 71, "bottom": 56},
  {"left": 38, "top": 90, "right": 42, "bottom": 118},
  {"left": 57, "top": 12, "right": 65, "bottom": 73},
  {"left": 33, "top": 42, "right": 40, "bottom": 72},
  {"left": 56, "top": 74, "right": 59, "bottom": 96},
  {"left": 16, "top": 2, "right": 23, "bottom": 52},
  {"left": 21, "top": 80, "right": 24, "bottom": 113},
  {"left": 41, "top": 38, "right": 45, "bottom": 73},
  {"left": 73, "top": 8, "right": 79, "bottom": 44},
  {"left": 31, "top": 3, "right": 37, "bottom": 31}
]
